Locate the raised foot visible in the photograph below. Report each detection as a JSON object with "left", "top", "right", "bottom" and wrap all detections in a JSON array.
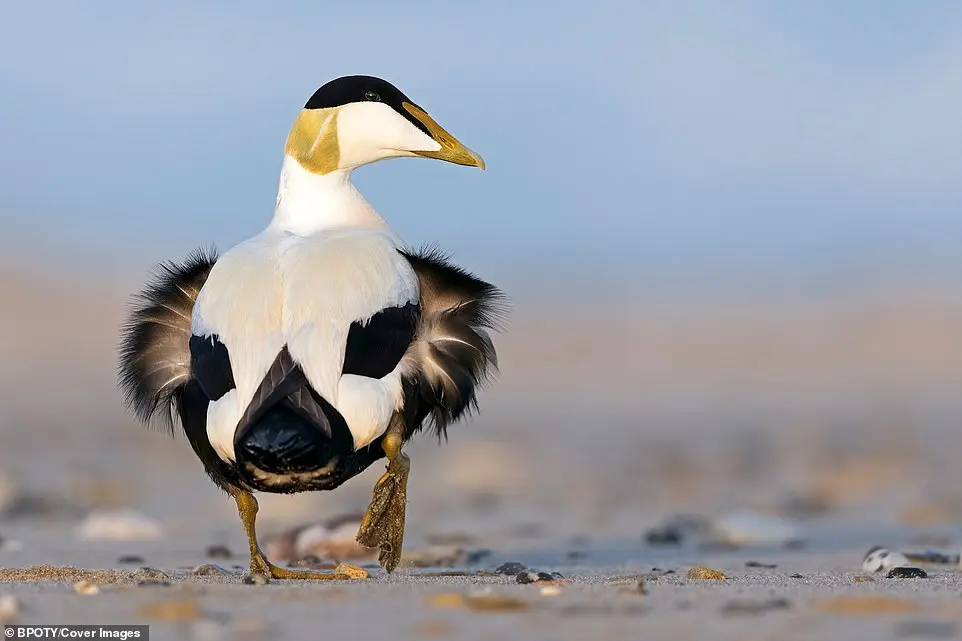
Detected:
[{"left": 356, "top": 453, "right": 410, "bottom": 573}]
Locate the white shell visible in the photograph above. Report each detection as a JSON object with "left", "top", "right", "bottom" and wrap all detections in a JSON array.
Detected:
[{"left": 862, "top": 546, "right": 910, "bottom": 572}]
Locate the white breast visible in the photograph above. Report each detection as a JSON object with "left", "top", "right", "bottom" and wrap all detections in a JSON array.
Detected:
[
  {"left": 281, "top": 228, "right": 418, "bottom": 401},
  {"left": 191, "top": 226, "right": 418, "bottom": 462}
]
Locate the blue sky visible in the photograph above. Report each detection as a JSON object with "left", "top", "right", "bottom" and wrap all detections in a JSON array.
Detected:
[{"left": 2, "top": 1, "right": 961, "bottom": 295}]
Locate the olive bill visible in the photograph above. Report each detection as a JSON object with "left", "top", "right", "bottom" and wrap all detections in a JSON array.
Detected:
[{"left": 403, "top": 102, "right": 485, "bottom": 169}]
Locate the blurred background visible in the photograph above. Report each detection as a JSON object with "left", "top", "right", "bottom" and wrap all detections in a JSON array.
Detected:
[{"left": 1, "top": 2, "right": 961, "bottom": 550}]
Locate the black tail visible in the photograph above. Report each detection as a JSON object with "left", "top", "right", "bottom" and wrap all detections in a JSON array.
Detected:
[{"left": 233, "top": 347, "right": 354, "bottom": 476}]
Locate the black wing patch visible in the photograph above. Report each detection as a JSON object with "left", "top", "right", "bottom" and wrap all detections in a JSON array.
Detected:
[
  {"left": 342, "top": 303, "right": 420, "bottom": 379},
  {"left": 188, "top": 334, "right": 235, "bottom": 401}
]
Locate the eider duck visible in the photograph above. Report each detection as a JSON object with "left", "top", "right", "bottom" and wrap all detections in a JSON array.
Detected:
[{"left": 118, "top": 75, "right": 504, "bottom": 579}]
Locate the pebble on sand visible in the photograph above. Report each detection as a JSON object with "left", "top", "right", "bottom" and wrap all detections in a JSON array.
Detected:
[
  {"left": 517, "top": 571, "right": 548, "bottom": 584},
  {"left": 686, "top": 566, "right": 728, "bottom": 580},
  {"left": 516, "top": 571, "right": 564, "bottom": 585},
  {"left": 493, "top": 561, "right": 527, "bottom": 576},
  {"left": 76, "top": 509, "right": 163, "bottom": 541},
  {"left": 886, "top": 567, "right": 928, "bottom": 579},
  {"left": 192, "top": 564, "right": 232, "bottom": 577},
  {"left": 0, "top": 595, "right": 22, "bottom": 622},
  {"left": 135, "top": 566, "right": 171, "bottom": 581},
  {"left": 72, "top": 581, "right": 101, "bottom": 595}
]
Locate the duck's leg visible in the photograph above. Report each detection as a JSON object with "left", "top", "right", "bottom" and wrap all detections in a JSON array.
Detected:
[
  {"left": 356, "top": 421, "right": 410, "bottom": 572},
  {"left": 233, "top": 490, "right": 367, "bottom": 580}
]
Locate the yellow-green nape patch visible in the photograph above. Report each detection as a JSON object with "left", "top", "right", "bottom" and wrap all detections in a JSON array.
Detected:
[{"left": 284, "top": 108, "right": 340, "bottom": 174}]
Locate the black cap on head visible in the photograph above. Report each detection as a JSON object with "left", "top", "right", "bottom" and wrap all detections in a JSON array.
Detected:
[{"left": 304, "top": 75, "right": 431, "bottom": 137}]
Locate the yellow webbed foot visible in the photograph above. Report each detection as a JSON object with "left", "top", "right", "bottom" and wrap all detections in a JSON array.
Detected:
[
  {"left": 356, "top": 451, "right": 410, "bottom": 572},
  {"left": 234, "top": 490, "right": 368, "bottom": 581}
]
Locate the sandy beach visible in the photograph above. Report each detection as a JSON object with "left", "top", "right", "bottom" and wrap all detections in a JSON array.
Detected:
[
  {"left": 2, "top": 269, "right": 962, "bottom": 640},
  {"left": 3, "top": 513, "right": 962, "bottom": 641}
]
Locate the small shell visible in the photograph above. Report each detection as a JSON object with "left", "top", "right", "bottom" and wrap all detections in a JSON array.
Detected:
[
  {"left": 862, "top": 547, "right": 910, "bottom": 573},
  {"left": 687, "top": 566, "right": 728, "bottom": 580},
  {"left": 540, "top": 585, "right": 563, "bottom": 596},
  {"left": 334, "top": 563, "right": 369, "bottom": 579}
]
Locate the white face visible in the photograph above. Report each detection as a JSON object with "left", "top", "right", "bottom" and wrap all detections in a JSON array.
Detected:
[
  {"left": 334, "top": 101, "right": 442, "bottom": 169},
  {"left": 283, "top": 92, "right": 484, "bottom": 176}
]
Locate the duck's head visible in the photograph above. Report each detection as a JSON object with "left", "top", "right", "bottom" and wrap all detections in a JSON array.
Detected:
[{"left": 285, "top": 75, "right": 484, "bottom": 175}]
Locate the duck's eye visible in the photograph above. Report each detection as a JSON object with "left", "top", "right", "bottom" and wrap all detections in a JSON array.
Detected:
[{"left": 363, "top": 91, "right": 381, "bottom": 102}]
